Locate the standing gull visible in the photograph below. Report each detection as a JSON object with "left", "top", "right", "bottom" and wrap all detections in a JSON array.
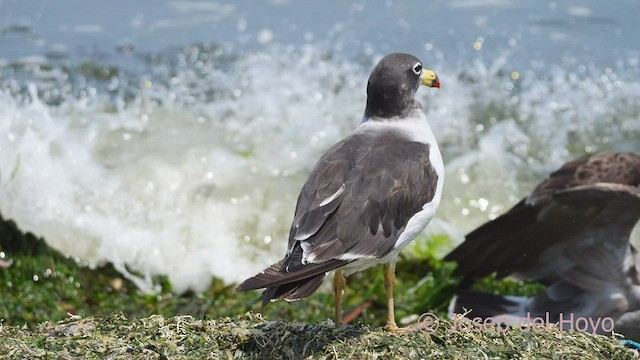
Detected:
[{"left": 235, "top": 53, "right": 443, "bottom": 330}]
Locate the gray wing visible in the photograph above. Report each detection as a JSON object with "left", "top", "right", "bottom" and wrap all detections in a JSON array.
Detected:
[
  {"left": 523, "top": 183, "right": 640, "bottom": 289},
  {"left": 446, "top": 152, "right": 640, "bottom": 334},
  {"left": 450, "top": 186, "right": 640, "bottom": 329},
  {"left": 287, "top": 132, "right": 438, "bottom": 266},
  {"left": 445, "top": 152, "right": 640, "bottom": 289},
  {"left": 236, "top": 131, "right": 439, "bottom": 302}
]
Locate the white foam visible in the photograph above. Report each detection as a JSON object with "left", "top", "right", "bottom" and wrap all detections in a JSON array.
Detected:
[{"left": 0, "top": 48, "right": 365, "bottom": 293}]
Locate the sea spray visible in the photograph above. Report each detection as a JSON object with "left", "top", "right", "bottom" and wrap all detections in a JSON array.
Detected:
[{"left": 1, "top": 44, "right": 639, "bottom": 293}]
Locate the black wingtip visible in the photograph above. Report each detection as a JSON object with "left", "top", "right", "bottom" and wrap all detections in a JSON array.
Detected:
[
  {"left": 234, "top": 259, "right": 289, "bottom": 293},
  {"left": 262, "top": 287, "right": 277, "bottom": 308}
]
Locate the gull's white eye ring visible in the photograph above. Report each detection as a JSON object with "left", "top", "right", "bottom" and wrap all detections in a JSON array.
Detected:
[{"left": 412, "top": 62, "right": 422, "bottom": 75}]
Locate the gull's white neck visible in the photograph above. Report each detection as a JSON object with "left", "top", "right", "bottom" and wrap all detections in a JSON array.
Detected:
[{"left": 358, "top": 111, "right": 437, "bottom": 145}]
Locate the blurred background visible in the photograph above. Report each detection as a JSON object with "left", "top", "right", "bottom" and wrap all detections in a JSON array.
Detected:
[{"left": 1, "top": 0, "right": 639, "bottom": 305}]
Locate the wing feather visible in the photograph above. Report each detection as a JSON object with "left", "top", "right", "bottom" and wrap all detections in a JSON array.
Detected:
[
  {"left": 236, "top": 130, "right": 439, "bottom": 303},
  {"left": 445, "top": 152, "right": 640, "bottom": 290}
]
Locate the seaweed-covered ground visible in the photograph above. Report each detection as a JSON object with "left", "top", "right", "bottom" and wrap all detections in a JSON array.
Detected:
[
  {"left": 1, "top": 312, "right": 636, "bottom": 359},
  {"left": 1, "top": 215, "right": 637, "bottom": 359}
]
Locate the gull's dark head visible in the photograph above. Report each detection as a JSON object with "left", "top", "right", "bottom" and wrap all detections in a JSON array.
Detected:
[{"left": 364, "top": 53, "right": 439, "bottom": 120}]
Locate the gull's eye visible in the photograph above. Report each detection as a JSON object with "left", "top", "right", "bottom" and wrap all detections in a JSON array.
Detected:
[{"left": 412, "top": 62, "right": 422, "bottom": 75}]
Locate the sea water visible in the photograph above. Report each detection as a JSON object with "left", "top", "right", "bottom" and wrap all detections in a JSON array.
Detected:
[{"left": 1, "top": 0, "right": 639, "bottom": 293}]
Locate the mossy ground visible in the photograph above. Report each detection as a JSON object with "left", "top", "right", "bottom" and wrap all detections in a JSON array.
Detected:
[
  {"left": 1, "top": 215, "right": 635, "bottom": 359},
  {"left": 1, "top": 312, "right": 636, "bottom": 359}
]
